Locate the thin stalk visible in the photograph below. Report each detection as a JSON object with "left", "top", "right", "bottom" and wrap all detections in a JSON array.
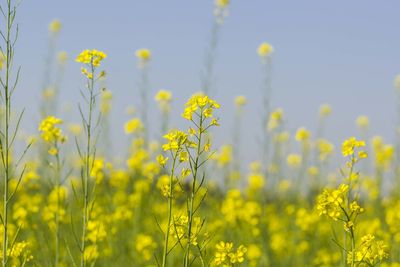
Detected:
[
  {"left": 55, "top": 144, "right": 61, "bottom": 267},
  {"left": 139, "top": 66, "right": 149, "bottom": 144},
  {"left": 184, "top": 112, "right": 204, "bottom": 267},
  {"left": 2, "top": 1, "right": 13, "bottom": 265},
  {"left": 161, "top": 153, "right": 178, "bottom": 267},
  {"left": 80, "top": 63, "right": 95, "bottom": 267}
]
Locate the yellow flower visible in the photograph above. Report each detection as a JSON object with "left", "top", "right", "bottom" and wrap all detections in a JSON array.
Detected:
[
  {"left": 48, "top": 19, "right": 62, "bottom": 33},
  {"left": 295, "top": 127, "right": 311, "bottom": 142},
  {"left": 162, "top": 130, "right": 188, "bottom": 151},
  {"left": 155, "top": 89, "right": 172, "bottom": 103},
  {"left": 356, "top": 115, "right": 370, "bottom": 130},
  {"left": 182, "top": 93, "right": 220, "bottom": 121},
  {"left": 319, "top": 104, "right": 332, "bottom": 117},
  {"left": 76, "top": 49, "right": 107, "bottom": 67},
  {"left": 135, "top": 48, "right": 151, "bottom": 62},
  {"left": 156, "top": 154, "right": 168, "bottom": 167},
  {"left": 342, "top": 137, "right": 366, "bottom": 157},
  {"left": 267, "top": 108, "right": 284, "bottom": 130},
  {"left": 257, "top": 42, "right": 274, "bottom": 57},
  {"left": 214, "top": 241, "right": 247, "bottom": 266},
  {"left": 135, "top": 234, "right": 157, "bottom": 261},
  {"left": 347, "top": 234, "right": 388, "bottom": 266},
  {"left": 215, "top": 0, "right": 230, "bottom": 8},
  {"left": 234, "top": 95, "right": 247, "bottom": 108},
  {"left": 57, "top": 51, "right": 68, "bottom": 65},
  {"left": 124, "top": 118, "right": 144, "bottom": 134},
  {"left": 38, "top": 116, "right": 66, "bottom": 147},
  {"left": 287, "top": 154, "right": 302, "bottom": 168},
  {"left": 316, "top": 184, "right": 349, "bottom": 221}
]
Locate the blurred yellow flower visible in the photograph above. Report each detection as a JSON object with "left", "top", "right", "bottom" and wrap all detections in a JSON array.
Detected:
[
  {"left": 135, "top": 48, "right": 151, "bottom": 62},
  {"left": 356, "top": 115, "right": 370, "bottom": 130},
  {"left": 48, "top": 19, "right": 62, "bottom": 33},
  {"left": 234, "top": 95, "right": 247, "bottom": 108},
  {"left": 257, "top": 42, "right": 274, "bottom": 57},
  {"left": 124, "top": 118, "right": 144, "bottom": 134},
  {"left": 319, "top": 104, "right": 332, "bottom": 117}
]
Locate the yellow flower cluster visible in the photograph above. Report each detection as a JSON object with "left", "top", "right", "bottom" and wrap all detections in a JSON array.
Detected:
[
  {"left": 39, "top": 116, "right": 66, "bottom": 155},
  {"left": 182, "top": 93, "right": 220, "bottom": 121},
  {"left": 342, "top": 137, "right": 367, "bottom": 158},
  {"left": 348, "top": 234, "right": 388, "bottom": 266},
  {"left": 76, "top": 49, "right": 107, "bottom": 67},
  {"left": 214, "top": 241, "right": 247, "bottom": 266},
  {"left": 135, "top": 234, "right": 157, "bottom": 261},
  {"left": 316, "top": 184, "right": 349, "bottom": 221},
  {"left": 124, "top": 118, "right": 144, "bottom": 135},
  {"left": 162, "top": 130, "right": 188, "bottom": 152}
]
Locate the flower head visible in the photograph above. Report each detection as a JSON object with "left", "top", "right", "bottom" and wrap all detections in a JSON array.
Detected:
[
  {"left": 182, "top": 93, "right": 220, "bottom": 121},
  {"left": 48, "top": 19, "right": 62, "bottom": 34},
  {"left": 234, "top": 95, "right": 247, "bottom": 108},
  {"left": 214, "top": 241, "right": 247, "bottom": 266},
  {"left": 258, "top": 42, "right": 274, "bottom": 58},
  {"left": 76, "top": 49, "right": 107, "bottom": 67},
  {"left": 135, "top": 48, "right": 151, "bottom": 63}
]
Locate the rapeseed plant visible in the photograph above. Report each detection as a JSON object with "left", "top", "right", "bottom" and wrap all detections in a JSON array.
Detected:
[{"left": 0, "top": 1, "right": 399, "bottom": 267}]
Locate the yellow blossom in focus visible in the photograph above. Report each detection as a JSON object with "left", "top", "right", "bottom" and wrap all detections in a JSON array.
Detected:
[
  {"left": 316, "top": 184, "right": 349, "bottom": 221},
  {"left": 342, "top": 137, "right": 366, "bottom": 157},
  {"left": 38, "top": 116, "right": 66, "bottom": 153},
  {"left": 76, "top": 49, "right": 107, "bottom": 67}
]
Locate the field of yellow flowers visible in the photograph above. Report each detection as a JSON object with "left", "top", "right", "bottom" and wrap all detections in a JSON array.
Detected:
[{"left": 0, "top": 0, "right": 399, "bottom": 266}]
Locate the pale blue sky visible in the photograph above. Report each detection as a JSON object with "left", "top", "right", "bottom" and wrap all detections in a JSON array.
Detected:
[{"left": 12, "top": 0, "right": 400, "bottom": 163}]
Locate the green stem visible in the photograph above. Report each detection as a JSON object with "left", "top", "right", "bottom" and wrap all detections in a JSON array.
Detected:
[
  {"left": 55, "top": 144, "right": 61, "bottom": 267},
  {"left": 184, "top": 112, "right": 204, "bottom": 267},
  {"left": 80, "top": 63, "right": 95, "bottom": 267},
  {"left": 2, "top": 1, "right": 13, "bottom": 266},
  {"left": 161, "top": 154, "right": 178, "bottom": 267}
]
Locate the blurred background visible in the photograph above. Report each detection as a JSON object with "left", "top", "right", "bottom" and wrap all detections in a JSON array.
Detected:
[{"left": 15, "top": 0, "right": 400, "bottom": 164}]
